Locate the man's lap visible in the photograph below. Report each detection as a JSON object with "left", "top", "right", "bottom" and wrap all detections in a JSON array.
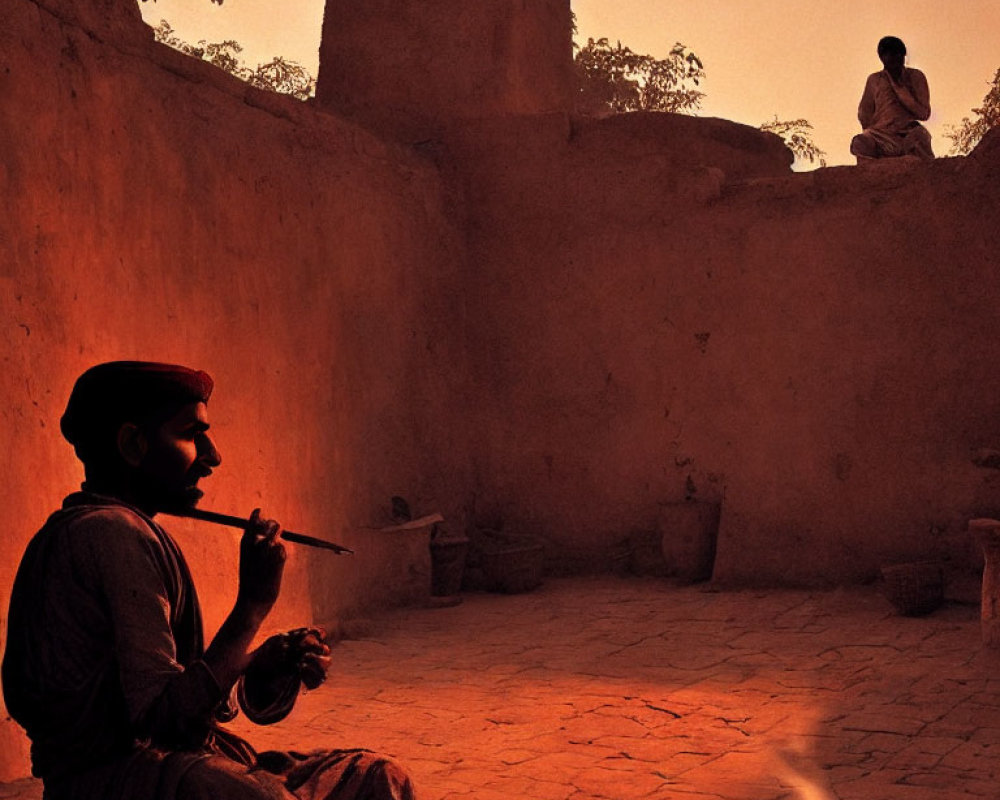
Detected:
[
  {"left": 852, "top": 124, "right": 932, "bottom": 159},
  {"left": 180, "top": 749, "right": 416, "bottom": 800},
  {"left": 177, "top": 755, "right": 291, "bottom": 800},
  {"left": 44, "top": 747, "right": 415, "bottom": 800}
]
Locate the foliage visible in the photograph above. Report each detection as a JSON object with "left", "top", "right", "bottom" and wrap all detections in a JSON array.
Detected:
[
  {"left": 946, "top": 68, "right": 1000, "bottom": 155},
  {"left": 152, "top": 20, "right": 316, "bottom": 101},
  {"left": 202, "top": 40, "right": 245, "bottom": 76},
  {"left": 245, "top": 58, "right": 316, "bottom": 102},
  {"left": 574, "top": 37, "right": 705, "bottom": 115},
  {"left": 574, "top": 33, "right": 824, "bottom": 168},
  {"left": 759, "top": 117, "right": 827, "bottom": 167}
]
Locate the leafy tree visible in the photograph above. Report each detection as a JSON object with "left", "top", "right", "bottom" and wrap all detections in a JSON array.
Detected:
[
  {"left": 574, "top": 37, "right": 705, "bottom": 115},
  {"left": 946, "top": 68, "right": 1000, "bottom": 155},
  {"left": 759, "top": 117, "right": 827, "bottom": 167},
  {"left": 246, "top": 58, "right": 316, "bottom": 102},
  {"left": 152, "top": 20, "right": 208, "bottom": 59},
  {"left": 574, "top": 33, "right": 826, "bottom": 168},
  {"left": 152, "top": 20, "right": 316, "bottom": 101},
  {"left": 202, "top": 40, "right": 245, "bottom": 76}
]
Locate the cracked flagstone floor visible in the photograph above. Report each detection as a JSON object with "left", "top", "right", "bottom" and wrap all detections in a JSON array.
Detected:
[{"left": 3, "top": 576, "right": 997, "bottom": 799}]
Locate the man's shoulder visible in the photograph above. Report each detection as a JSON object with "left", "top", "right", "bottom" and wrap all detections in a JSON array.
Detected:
[
  {"left": 48, "top": 503, "right": 176, "bottom": 581},
  {"left": 55, "top": 501, "right": 159, "bottom": 545},
  {"left": 14, "top": 503, "right": 165, "bottom": 590},
  {"left": 862, "top": 71, "right": 886, "bottom": 93}
]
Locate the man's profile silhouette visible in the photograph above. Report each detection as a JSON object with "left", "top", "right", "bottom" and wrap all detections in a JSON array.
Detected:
[{"left": 2, "top": 361, "right": 417, "bottom": 800}]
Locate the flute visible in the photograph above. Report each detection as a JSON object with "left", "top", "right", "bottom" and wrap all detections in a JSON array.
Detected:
[{"left": 170, "top": 507, "right": 354, "bottom": 554}]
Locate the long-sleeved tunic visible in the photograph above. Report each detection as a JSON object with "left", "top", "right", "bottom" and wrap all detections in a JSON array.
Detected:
[{"left": 3, "top": 493, "right": 414, "bottom": 800}]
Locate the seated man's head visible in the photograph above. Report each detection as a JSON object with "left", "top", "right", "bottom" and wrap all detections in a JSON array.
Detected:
[
  {"left": 61, "top": 361, "right": 221, "bottom": 514},
  {"left": 877, "top": 36, "right": 906, "bottom": 76}
]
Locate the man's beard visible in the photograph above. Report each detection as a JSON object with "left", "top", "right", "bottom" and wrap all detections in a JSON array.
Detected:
[{"left": 148, "top": 476, "right": 206, "bottom": 514}]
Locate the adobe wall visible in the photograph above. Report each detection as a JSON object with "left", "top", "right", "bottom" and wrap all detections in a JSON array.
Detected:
[
  {"left": 316, "top": 0, "right": 574, "bottom": 141},
  {"left": 4, "top": 0, "right": 1000, "bottom": 784},
  {"left": 445, "top": 113, "right": 1000, "bottom": 584},
  {"left": 0, "top": 0, "right": 474, "bottom": 778}
]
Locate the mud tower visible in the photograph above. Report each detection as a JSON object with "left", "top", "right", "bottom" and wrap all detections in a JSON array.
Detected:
[{"left": 315, "top": 0, "right": 574, "bottom": 139}]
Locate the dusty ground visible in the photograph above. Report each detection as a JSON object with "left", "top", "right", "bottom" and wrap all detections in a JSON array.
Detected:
[{"left": 2, "top": 576, "right": 997, "bottom": 799}]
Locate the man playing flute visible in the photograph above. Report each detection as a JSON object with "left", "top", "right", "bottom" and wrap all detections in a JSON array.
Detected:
[{"left": 2, "top": 361, "right": 416, "bottom": 800}]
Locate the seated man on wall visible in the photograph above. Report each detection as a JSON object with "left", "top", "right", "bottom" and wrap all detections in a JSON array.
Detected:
[
  {"left": 2, "top": 361, "right": 417, "bottom": 800},
  {"left": 851, "top": 35, "right": 933, "bottom": 162}
]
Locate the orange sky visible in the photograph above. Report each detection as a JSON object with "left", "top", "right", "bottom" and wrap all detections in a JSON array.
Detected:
[{"left": 139, "top": 0, "right": 1000, "bottom": 167}]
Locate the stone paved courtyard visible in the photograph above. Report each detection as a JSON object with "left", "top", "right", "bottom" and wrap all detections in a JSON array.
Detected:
[{"left": 3, "top": 576, "right": 998, "bottom": 799}]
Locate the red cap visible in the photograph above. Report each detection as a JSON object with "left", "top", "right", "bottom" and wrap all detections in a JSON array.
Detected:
[{"left": 61, "top": 361, "right": 213, "bottom": 462}]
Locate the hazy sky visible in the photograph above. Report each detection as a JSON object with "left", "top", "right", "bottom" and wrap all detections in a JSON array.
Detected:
[{"left": 139, "top": 0, "right": 999, "bottom": 167}]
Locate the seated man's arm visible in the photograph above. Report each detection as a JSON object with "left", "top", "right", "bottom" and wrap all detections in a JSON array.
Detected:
[
  {"left": 238, "top": 627, "right": 330, "bottom": 725},
  {"left": 858, "top": 74, "right": 877, "bottom": 129},
  {"left": 85, "top": 512, "right": 229, "bottom": 747},
  {"left": 890, "top": 68, "right": 931, "bottom": 121},
  {"left": 88, "top": 509, "right": 284, "bottom": 748},
  {"left": 202, "top": 509, "right": 286, "bottom": 692}
]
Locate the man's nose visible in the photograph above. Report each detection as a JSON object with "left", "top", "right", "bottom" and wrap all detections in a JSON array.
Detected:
[{"left": 198, "top": 435, "right": 222, "bottom": 467}]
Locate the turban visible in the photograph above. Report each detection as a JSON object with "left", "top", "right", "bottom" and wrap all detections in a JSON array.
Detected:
[{"left": 61, "top": 361, "right": 213, "bottom": 463}]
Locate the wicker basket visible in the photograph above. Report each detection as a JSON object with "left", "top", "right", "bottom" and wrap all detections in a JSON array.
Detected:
[{"left": 880, "top": 561, "right": 944, "bottom": 616}]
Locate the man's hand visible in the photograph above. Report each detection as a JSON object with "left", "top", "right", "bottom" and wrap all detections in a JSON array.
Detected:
[
  {"left": 236, "top": 508, "right": 286, "bottom": 612},
  {"left": 886, "top": 68, "right": 931, "bottom": 121},
  {"left": 292, "top": 627, "right": 332, "bottom": 689},
  {"left": 886, "top": 65, "right": 904, "bottom": 84},
  {"left": 248, "top": 627, "right": 332, "bottom": 690},
  {"left": 204, "top": 511, "right": 289, "bottom": 694}
]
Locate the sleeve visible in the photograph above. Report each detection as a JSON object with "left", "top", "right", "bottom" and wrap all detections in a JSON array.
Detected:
[
  {"left": 237, "top": 669, "right": 299, "bottom": 726},
  {"left": 78, "top": 510, "right": 228, "bottom": 748},
  {"left": 906, "top": 69, "right": 931, "bottom": 121},
  {"left": 858, "top": 74, "right": 876, "bottom": 129},
  {"left": 235, "top": 631, "right": 301, "bottom": 726}
]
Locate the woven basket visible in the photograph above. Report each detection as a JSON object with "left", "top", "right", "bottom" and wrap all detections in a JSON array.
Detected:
[{"left": 880, "top": 561, "right": 944, "bottom": 616}]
